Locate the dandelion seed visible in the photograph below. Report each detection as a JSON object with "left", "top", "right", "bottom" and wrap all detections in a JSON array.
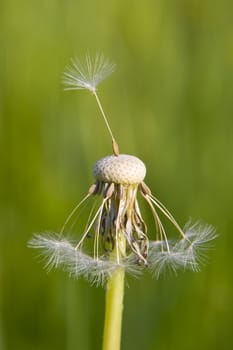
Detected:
[{"left": 63, "top": 53, "right": 119, "bottom": 155}]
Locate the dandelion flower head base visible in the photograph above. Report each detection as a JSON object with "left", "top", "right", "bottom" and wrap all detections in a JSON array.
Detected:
[
  {"left": 94, "top": 154, "right": 146, "bottom": 184},
  {"left": 29, "top": 153, "right": 217, "bottom": 285}
]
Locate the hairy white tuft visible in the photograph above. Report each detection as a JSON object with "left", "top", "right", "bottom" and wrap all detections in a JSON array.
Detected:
[
  {"left": 28, "top": 233, "right": 75, "bottom": 271},
  {"left": 63, "top": 53, "right": 115, "bottom": 93},
  {"left": 148, "top": 241, "right": 189, "bottom": 278},
  {"left": 175, "top": 220, "right": 218, "bottom": 271},
  {"left": 28, "top": 233, "right": 142, "bottom": 286},
  {"left": 148, "top": 221, "right": 217, "bottom": 277}
]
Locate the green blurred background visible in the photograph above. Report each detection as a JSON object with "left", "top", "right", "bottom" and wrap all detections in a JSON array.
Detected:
[{"left": 1, "top": 0, "right": 233, "bottom": 349}]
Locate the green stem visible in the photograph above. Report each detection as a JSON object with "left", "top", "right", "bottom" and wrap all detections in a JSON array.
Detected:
[
  {"left": 102, "top": 266, "right": 125, "bottom": 350},
  {"left": 102, "top": 234, "right": 126, "bottom": 350}
]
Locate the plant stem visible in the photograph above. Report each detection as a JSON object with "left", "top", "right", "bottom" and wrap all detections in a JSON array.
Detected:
[
  {"left": 102, "top": 233, "right": 126, "bottom": 350},
  {"left": 102, "top": 266, "right": 125, "bottom": 350}
]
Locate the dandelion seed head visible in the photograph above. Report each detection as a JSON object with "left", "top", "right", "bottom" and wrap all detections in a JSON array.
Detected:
[
  {"left": 63, "top": 53, "right": 115, "bottom": 93},
  {"left": 29, "top": 54, "right": 217, "bottom": 286},
  {"left": 93, "top": 154, "right": 146, "bottom": 185}
]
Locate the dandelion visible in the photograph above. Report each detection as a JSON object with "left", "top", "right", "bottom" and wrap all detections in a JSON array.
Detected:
[{"left": 29, "top": 53, "right": 217, "bottom": 350}]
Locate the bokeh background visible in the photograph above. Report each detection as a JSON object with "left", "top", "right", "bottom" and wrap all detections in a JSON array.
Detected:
[{"left": 1, "top": 0, "right": 233, "bottom": 349}]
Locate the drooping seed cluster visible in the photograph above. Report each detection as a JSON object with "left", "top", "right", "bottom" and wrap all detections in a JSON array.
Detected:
[{"left": 29, "top": 154, "right": 217, "bottom": 286}]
